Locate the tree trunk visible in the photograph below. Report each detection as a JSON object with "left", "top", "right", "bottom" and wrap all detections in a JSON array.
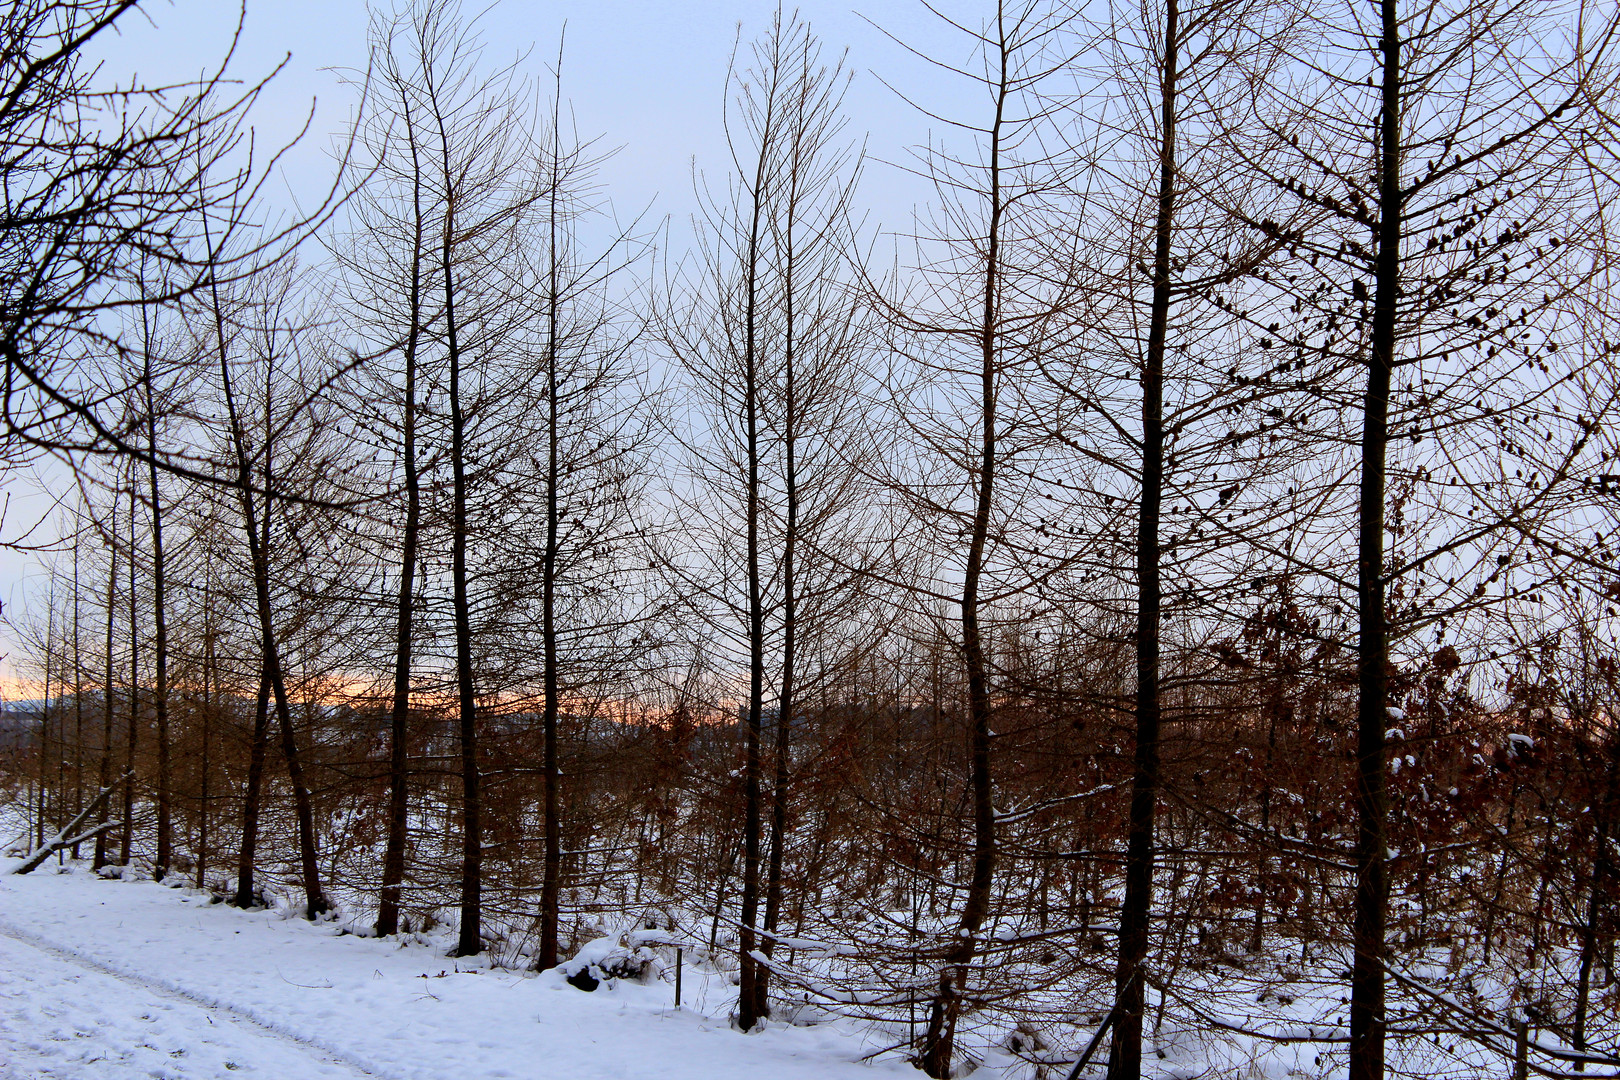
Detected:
[
  {"left": 208, "top": 250, "right": 327, "bottom": 920},
  {"left": 13, "top": 771, "right": 131, "bottom": 875},
  {"left": 1109, "top": 7, "right": 1177, "bottom": 1079},
  {"left": 233, "top": 667, "right": 271, "bottom": 907},
  {"left": 538, "top": 76, "right": 565, "bottom": 970},
  {"left": 196, "top": 601, "right": 212, "bottom": 891},
  {"left": 757, "top": 186, "right": 800, "bottom": 1024},
  {"left": 1106, "top": 3, "right": 1179, "bottom": 1076},
  {"left": 71, "top": 544, "right": 84, "bottom": 860},
  {"left": 37, "top": 609, "right": 53, "bottom": 853},
  {"left": 1573, "top": 764, "right": 1615, "bottom": 1068},
  {"left": 377, "top": 109, "right": 428, "bottom": 940},
  {"left": 920, "top": 18, "right": 1007, "bottom": 1075},
  {"left": 1349, "top": 6, "right": 1400, "bottom": 1078},
  {"left": 93, "top": 499, "right": 117, "bottom": 871},
  {"left": 145, "top": 367, "right": 172, "bottom": 882},
  {"left": 121, "top": 479, "right": 138, "bottom": 867},
  {"left": 735, "top": 64, "right": 777, "bottom": 1032},
  {"left": 440, "top": 155, "right": 482, "bottom": 959},
  {"left": 260, "top": 551, "right": 326, "bottom": 920}
]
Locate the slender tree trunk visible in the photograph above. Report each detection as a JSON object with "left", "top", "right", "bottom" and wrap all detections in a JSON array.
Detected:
[
  {"left": 1108, "top": 8, "right": 1177, "bottom": 1078},
  {"left": 1349, "top": 6, "right": 1400, "bottom": 1078},
  {"left": 266, "top": 645, "right": 325, "bottom": 919},
  {"left": 1572, "top": 828, "right": 1604, "bottom": 1068},
  {"left": 377, "top": 115, "right": 428, "bottom": 941},
  {"left": 233, "top": 449, "right": 277, "bottom": 910},
  {"left": 921, "top": 20, "right": 1007, "bottom": 1076},
  {"left": 735, "top": 65, "right": 779, "bottom": 1031},
  {"left": 121, "top": 479, "right": 138, "bottom": 867},
  {"left": 196, "top": 602, "right": 212, "bottom": 891},
  {"left": 207, "top": 249, "right": 327, "bottom": 920},
  {"left": 94, "top": 500, "right": 117, "bottom": 871},
  {"left": 757, "top": 184, "right": 800, "bottom": 1025},
  {"left": 1481, "top": 784, "right": 1518, "bottom": 963},
  {"left": 538, "top": 71, "right": 565, "bottom": 970},
  {"left": 1572, "top": 765, "right": 1615, "bottom": 1069},
  {"left": 71, "top": 544, "right": 84, "bottom": 859},
  {"left": 37, "top": 608, "right": 53, "bottom": 852},
  {"left": 145, "top": 365, "right": 172, "bottom": 882},
  {"left": 54, "top": 624, "right": 66, "bottom": 860},
  {"left": 233, "top": 667, "right": 272, "bottom": 907},
  {"left": 438, "top": 151, "right": 482, "bottom": 958},
  {"left": 1254, "top": 705, "right": 1278, "bottom": 954},
  {"left": 71, "top": 550, "right": 84, "bottom": 861}
]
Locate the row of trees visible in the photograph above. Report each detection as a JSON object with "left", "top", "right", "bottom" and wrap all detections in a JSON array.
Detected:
[{"left": 4, "top": 1, "right": 1620, "bottom": 1078}]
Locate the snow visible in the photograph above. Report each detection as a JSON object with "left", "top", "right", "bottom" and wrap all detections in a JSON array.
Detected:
[
  {"left": 0, "top": 861, "right": 909, "bottom": 1080},
  {"left": 0, "top": 926, "right": 360, "bottom": 1079}
]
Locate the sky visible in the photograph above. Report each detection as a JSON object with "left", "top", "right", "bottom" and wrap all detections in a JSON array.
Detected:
[
  {"left": 93, "top": 0, "right": 990, "bottom": 227},
  {"left": 0, "top": 0, "right": 1003, "bottom": 694}
]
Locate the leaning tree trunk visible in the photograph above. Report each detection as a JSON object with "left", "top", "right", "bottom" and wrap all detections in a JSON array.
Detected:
[{"left": 208, "top": 250, "right": 327, "bottom": 921}]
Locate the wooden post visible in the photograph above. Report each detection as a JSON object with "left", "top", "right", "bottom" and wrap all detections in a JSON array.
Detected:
[
  {"left": 1513, "top": 1017, "right": 1528, "bottom": 1080},
  {"left": 675, "top": 947, "right": 682, "bottom": 1010}
]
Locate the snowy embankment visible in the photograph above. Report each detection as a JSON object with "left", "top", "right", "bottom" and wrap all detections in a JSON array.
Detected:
[{"left": 0, "top": 861, "right": 908, "bottom": 1080}]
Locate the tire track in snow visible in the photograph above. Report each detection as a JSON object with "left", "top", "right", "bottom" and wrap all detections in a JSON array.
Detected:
[{"left": 0, "top": 915, "right": 395, "bottom": 1079}]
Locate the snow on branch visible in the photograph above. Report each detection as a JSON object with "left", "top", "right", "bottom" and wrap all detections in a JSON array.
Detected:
[{"left": 12, "top": 771, "right": 133, "bottom": 876}]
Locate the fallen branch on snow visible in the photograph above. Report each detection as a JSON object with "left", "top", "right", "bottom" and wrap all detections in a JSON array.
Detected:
[{"left": 12, "top": 771, "right": 133, "bottom": 875}]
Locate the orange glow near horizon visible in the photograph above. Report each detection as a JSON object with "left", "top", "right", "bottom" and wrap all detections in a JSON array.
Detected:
[
  {"left": 0, "top": 671, "right": 706, "bottom": 729},
  {"left": 0, "top": 673, "right": 37, "bottom": 702}
]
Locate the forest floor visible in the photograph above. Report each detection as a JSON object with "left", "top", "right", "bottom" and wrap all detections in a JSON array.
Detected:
[{"left": 0, "top": 858, "right": 912, "bottom": 1080}]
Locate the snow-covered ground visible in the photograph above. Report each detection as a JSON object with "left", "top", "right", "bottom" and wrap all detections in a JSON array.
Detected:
[{"left": 0, "top": 860, "right": 910, "bottom": 1080}]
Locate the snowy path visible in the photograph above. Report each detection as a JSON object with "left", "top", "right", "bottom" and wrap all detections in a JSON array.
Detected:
[
  {"left": 0, "top": 865, "right": 905, "bottom": 1080},
  {"left": 0, "top": 920, "right": 370, "bottom": 1079}
]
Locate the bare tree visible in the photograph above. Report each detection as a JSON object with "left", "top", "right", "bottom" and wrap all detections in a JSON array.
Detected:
[
  {"left": 334, "top": 0, "right": 441, "bottom": 939},
  {"left": 658, "top": 13, "right": 797, "bottom": 1030},
  {"left": 1236, "top": 2, "right": 1620, "bottom": 1075},
  {"left": 751, "top": 19, "right": 865, "bottom": 1024},
  {"left": 137, "top": 298, "right": 174, "bottom": 881},
  {"left": 869, "top": 2, "right": 1089, "bottom": 1072},
  {"left": 522, "top": 44, "right": 655, "bottom": 972},
  {"left": 1024, "top": 3, "right": 1291, "bottom": 1075},
  {"left": 205, "top": 262, "right": 329, "bottom": 920},
  {"left": 92, "top": 489, "right": 117, "bottom": 869},
  {"left": 0, "top": 0, "right": 349, "bottom": 492}
]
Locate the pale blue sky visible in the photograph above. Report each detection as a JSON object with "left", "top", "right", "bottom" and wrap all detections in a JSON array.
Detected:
[
  {"left": 3, "top": 0, "right": 1001, "bottom": 690},
  {"left": 95, "top": 0, "right": 991, "bottom": 233}
]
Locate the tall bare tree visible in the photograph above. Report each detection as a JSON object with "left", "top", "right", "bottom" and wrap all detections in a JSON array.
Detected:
[
  {"left": 659, "top": 13, "right": 795, "bottom": 1030},
  {"left": 751, "top": 19, "right": 865, "bottom": 1024},
  {"left": 871, "top": 2, "right": 1089, "bottom": 1072},
  {"left": 1237, "top": 3, "right": 1619, "bottom": 1075},
  {"left": 205, "top": 262, "right": 329, "bottom": 920},
  {"left": 335, "top": 0, "right": 441, "bottom": 939}
]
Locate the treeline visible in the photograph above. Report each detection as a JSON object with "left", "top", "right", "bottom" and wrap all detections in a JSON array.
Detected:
[{"left": 3, "top": 1, "right": 1619, "bottom": 1079}]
